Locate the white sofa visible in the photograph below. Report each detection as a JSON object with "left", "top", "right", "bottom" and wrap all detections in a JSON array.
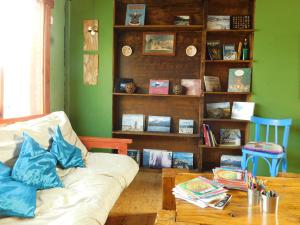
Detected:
[{"left": 0, "top": 112, "right": 139, "bottom": 225}]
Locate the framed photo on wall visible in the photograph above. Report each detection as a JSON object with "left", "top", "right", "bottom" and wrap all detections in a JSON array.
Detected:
[{"left": 143, "top": 32, "right": 176, "bottom": 56}]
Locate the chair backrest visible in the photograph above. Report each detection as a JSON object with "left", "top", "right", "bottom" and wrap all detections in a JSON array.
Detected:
[{"left": 251, "top": 116, "right": 292, "bottom": 150}]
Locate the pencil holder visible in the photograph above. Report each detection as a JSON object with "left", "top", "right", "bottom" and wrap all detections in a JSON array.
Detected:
[
  {"left": 248, "top": 189, "right": 260, "bottom": 206},
  {"left": 261, "top": 194, "right": 279, "bottom": 213}
]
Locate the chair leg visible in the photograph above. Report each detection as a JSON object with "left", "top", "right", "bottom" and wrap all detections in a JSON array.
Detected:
[
  {"left": 252, "top": 156, "right": 258, "bottom": 177},
  {"left": 282, "top": 157, "right": 287, "bottom": 173},
  {"left": 241, "top": 152, "right": 247, "bottom": 170},
  {"left": 270, "top": 159, "right": 279, "bottom": 177}
]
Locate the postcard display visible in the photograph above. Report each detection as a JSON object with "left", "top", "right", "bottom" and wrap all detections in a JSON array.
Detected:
[{"left": 113, "top": 0, "right": 256, "bottom": 171}]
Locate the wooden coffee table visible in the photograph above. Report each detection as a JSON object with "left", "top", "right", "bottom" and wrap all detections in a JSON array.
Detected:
[{"left": 157, "top": 172, "right": 300, "bottom": 225}]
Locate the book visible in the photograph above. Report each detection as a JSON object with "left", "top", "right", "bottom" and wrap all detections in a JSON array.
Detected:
[
  {"left": 231, "top": 102, "right": 255, "bottom": 120},
  {"left": 213, "top": 167, "right": 247, "bottom": 191},
  {"left": 204, "top": 76, "right": 221, "bottom": 92},
  {"left": 114, "top": 78, "right": 133, "bottom": 93},
  {"left": 207, "top": 16, "right": 230, "bottom": 30},
  {"left": 179, "top": 119, "right": 194, "bottom": 134},
  {"left": 149, "top": 80, "right": 169, "bottom": 95},
  {"left": 220, "top": 155, "right": 242, "bottom": 168},
  {"left": 172, "top": 152, "right": 193, "bottom": 169},
  {"left": 206, "top": 102, "right": 231, "bottom": 119},
  {"left": 127, "top": 149, "right": 141, "bottom": 165},
  {"left": 223, "top": 44, "right": 236, "bottom": 60},
  {"left": 122, "top": 114, "right": 144, "bottom": 131},
  {"left": 144, "top": 149, "right": 172, "bottom": 168},
  {"left": 228, "top": 68, "right": 252, "bottom": 92},
  {"left": 202, "top": 124, "right": 217, "bottom": 147},
  {"left": 125, "top": 4, "right": 146, "bottom": 26},
  {"left": 147, "top": 116, "right": 171, "bottom": 133},
  {"left": 207, "top": 40, "right": 222, "bottom": 60},
  {"left": 181, "top": 79, "right": 201, "bottom": 95},
  {"left": 220, "top": 129, "right": 241, "bottom": 146}
]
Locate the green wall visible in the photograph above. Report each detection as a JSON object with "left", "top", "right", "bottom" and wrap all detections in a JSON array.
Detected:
[
  {"left": 63, "top": 0, "right": 300, "bottom": 173},
  {"left": 50, "top": 0, "right": 66, "bottom": 111},
  {"left": 67, "top": 0, "right": 113, "bottom": 137},
  {"left": 253, "top": 0, "right": 300, "bottom": 173}
]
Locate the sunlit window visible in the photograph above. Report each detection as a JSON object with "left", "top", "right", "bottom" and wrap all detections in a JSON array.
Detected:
[{"left": 0, "top": 0, "right": 45, "bottom": 119}]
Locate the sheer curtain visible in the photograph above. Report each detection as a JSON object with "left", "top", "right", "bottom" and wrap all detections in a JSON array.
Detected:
[{"left": 0, "top": 0, "right": 44, "bottom": 119}]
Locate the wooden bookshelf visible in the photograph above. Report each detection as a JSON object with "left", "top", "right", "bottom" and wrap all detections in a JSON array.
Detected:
[{"left": 113, "top": 0, "right": 256, "bottom": 171}]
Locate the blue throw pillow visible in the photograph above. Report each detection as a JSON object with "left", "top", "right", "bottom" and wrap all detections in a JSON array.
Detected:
[
  {"left": 0, "top": 162, "right": 37, "bottom": 218},
  {"left": 11, "top": 133, "right": 63, "bottom": 190},
  {"left": 50, "top": 126, "right": 84, "bottom": 169}
]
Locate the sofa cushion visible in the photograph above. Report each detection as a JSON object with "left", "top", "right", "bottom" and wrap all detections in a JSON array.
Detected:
[
  {"left": 0, "top": 163, "right": 37, "bottom": 218},
  {"left": 0, "top": 112, "right": 88, "bottom": 167},
  {"left": 0, "top": 153, "right": 139, "bottom": 225},
  {"left": 243, "top": 141, "right": 283, "bottom": 154},
  {"left": 12, "top": 133, "right": 63, "bottom": 190},
  {"left": 50, "top": 126, "right": 84, "bottom": 169}
]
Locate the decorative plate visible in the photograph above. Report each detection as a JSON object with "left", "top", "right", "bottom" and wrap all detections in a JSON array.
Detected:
[
  {"left": 122, "top": 45, "right": 133, "bottom": 56},
  {"left": 186, "top": 45, "right": 197, "bottom": 57}
]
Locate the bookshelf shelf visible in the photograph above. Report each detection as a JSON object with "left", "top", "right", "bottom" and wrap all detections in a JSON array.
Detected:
[
  {"left": 114, "top": 25, "right": 203, "bottom": 31},
  {"left": 113, "top": 130, "right": 200, "bottom": 138},
  {"left": 113, "top": 93, "right": 202, "bottom": 98},
  {"left": 201, "top": 145, "right": 242, "bottom": 150},
  {"left": 207, "top": 29, "right": 255, "bottom": 33},
  {"left": 204, "top": 92, "right": 250, "bottom": 95},
  {"left": 203, "top": 60, "right": 253, "bottom": 63},
  {"left": 203, "top": 118, "right": 249, "bottom": 123}
]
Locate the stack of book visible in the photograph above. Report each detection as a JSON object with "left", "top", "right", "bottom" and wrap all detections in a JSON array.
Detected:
[
  {"left": 213, "top": 167, "right": 248, "bottom": 191},
  {"left": 173, "top": 176, "right": 230, "bottom": 209},
  {"left": 202, "top": 124, "right": 217, "bottom": 147}
]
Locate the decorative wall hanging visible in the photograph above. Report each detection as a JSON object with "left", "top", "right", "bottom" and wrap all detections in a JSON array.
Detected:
[
  {"left": 83, "top": 54, "right": 99, "bottom": 85},
  {"left": 83, "top": 20, "right": 99, "bottom": 51},
  {"left": 186, "top": 45, "right": 197, "bottom": 57},
  {"left": 122, "top": 45, "right": 133, "bottom": 56}
]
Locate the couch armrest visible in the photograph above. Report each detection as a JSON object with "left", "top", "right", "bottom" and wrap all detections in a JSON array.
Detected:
[{"left": 79, "top": 136, "right": 132, "bottom": 155}]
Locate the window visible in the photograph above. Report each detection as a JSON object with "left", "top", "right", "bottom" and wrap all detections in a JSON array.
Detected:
[{"left": 0, "top": 0, "right": 53, "bottom": 119}]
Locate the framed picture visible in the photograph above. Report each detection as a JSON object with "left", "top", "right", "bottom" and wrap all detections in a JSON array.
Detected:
[
  {"left": 174, "top": 15, "right": 190, "bottom": 26},
  {"left": 143, "top": 32, "right": 176, "bottom": 56}
]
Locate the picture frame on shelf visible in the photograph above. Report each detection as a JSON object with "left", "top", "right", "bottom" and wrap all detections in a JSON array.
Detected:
[
  {"left": 125, "top": 4, "right": 146, "bottom": 26},
  {"left": 114, "top": 78, "right": 134, "bottom": 93},
  {"left": 174, "top": 15, "right": 191, "bottom": 26},
  {"left": 143, "top": 32, "right": 176, "bottom": 56}
]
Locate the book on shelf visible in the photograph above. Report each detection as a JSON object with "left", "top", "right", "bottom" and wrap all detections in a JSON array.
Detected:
[
  {"left": 172, "top": 152, "right": 193, "bottom": 169},
  {"left": 143, "top": 149, "right": 172, "bottom": 169},
  {"left": 179, "top": 119, "right": 194, "bottom": 134},
  {"left": 173, "top": 176, "right": 230, "bottom": 209},
  {"left": 127, "top": 149, "right": 141, "bottom": 165},
  {"left": 206, "top": 102, "right": 231, "bottom": 119},
  {"left": 202, "top": 124, "right": 217, "bottom": 147},
  {"left": 204, "top": 76, "right": 221, "bottom": 92},
  {"left": 181, "top": 79, "right": 201, "bottom": 96},
  {"left": 228, "top": 68, "right": 252, "bottom": 92},
  {"left": 207, "top": 40, "right": 222, "bottom": 60},
  {"left": 230, "top": 15, "right": 252, "bottom": 29},
  {"left": 207, "top": 16, "right": 230, "bottom": 30},
  {"left": 231, "top": 102, "right": 255, "bottom": 120},
  {"left": 220, "top": 155, "right": 242, "bottom": 168},
  {"left": 147, "top": 116, "right": 171, "bottom": 133},
  {"left": 223, "top": 44, "right": 236, "bottom": 60},
  {"left": 122, "top": 114, "right": 145, "bottom": 131},
  {"left": 220, "top": 129, "right": 241, "bottom": 146},
  {"left": 125, "top": 4, "right": 146, "bottom": 26},
  {"left": 149, "top": 80, "right": 169, "bottom": 95}
]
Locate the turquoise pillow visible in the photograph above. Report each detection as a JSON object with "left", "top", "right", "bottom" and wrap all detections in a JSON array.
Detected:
[
  {"left": 0, "top": 163, "right": 37, "bottom": 218},
  {"left": 11, "top": 133, "right": 63, "bottom": 190},
  {"left": 50, "top": 126, "right": 84, "bottom": 169}
]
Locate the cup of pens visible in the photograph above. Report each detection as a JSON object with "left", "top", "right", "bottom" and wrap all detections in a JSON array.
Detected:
[
  {"left": 261, "top": 190, "right": 279, "bottom": 213},
  {"left": 247, "top": 176, "right": 264, "bottom": 206}
]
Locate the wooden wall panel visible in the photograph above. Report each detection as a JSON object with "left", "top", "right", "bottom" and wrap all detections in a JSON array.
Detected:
[
  {"left": 83, "top": 54, "right": 99, "bottom": 85},
  {"left": 83, "top": 20, "right": 99, "bottom": 51}
]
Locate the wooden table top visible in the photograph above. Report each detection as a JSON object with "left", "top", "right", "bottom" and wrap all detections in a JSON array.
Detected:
[{"left": 174, "top": 173, "right": 300, "bottom": 225}]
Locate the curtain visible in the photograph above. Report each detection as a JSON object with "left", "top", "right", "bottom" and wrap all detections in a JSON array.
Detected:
[{"left": 0, "top": 0, "right": 44, "bottom": 118}]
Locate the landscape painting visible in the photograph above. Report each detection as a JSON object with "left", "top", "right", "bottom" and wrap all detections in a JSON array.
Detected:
[{"left": 143, "top": 32, "right": 176, "bottom": 56}]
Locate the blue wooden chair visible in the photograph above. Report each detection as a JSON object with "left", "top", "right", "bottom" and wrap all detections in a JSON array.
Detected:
[{"left": 241, "top": 116, "right": 292, "bottom": 177}]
